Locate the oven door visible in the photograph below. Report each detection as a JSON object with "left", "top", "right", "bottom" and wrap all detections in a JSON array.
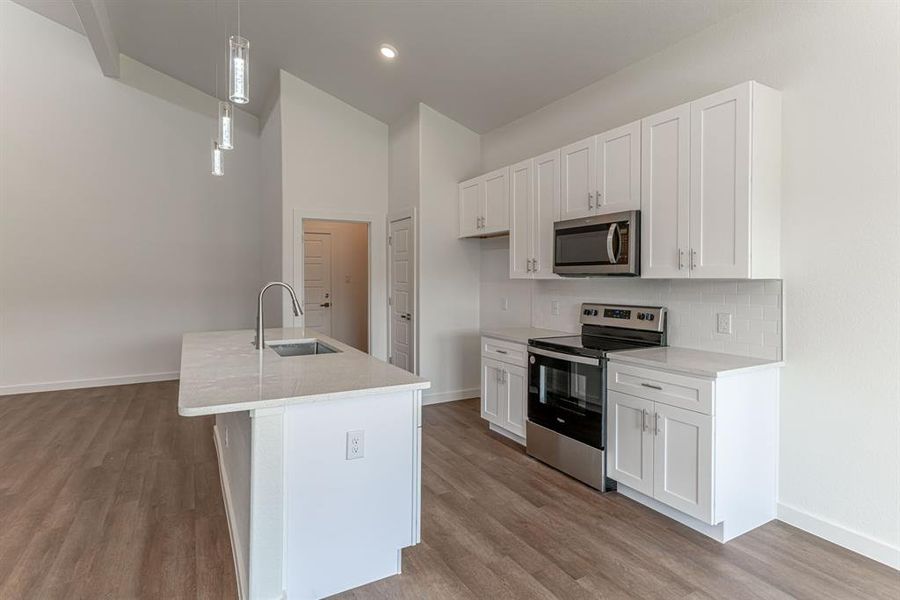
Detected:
[
  {"left": 553, "top": 210, "right": 639, "bottom": 276},
  {"left": 527, "top": 347, "right": 605, "bottom": 448}
]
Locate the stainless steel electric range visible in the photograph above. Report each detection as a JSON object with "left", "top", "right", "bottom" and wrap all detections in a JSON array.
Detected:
[{"left": 526, "top": 303, "right": 667, "bottom": 491}]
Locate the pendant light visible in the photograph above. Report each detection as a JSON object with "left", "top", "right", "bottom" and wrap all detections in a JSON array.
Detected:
[
  {"left": 218, "top": 100, "right": 234, "bottom": 149},
  {"left": 211, "top": 140, "right": 224, "bottom": 176},
  {"left": 229, "top": 0, "right": 249, "bottom": 104}
]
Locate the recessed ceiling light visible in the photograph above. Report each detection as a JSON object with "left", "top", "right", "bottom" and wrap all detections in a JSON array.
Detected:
[{"left": 379, "top": 44, "right": 398, "bottom": 59}]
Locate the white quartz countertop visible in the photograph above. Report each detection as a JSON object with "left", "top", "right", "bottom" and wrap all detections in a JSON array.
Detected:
[
  {"left": 609, "top": 346, "right": 784, "bottom": 378},
  {"left": 178, "top": 328, "right": 430, "bottom": 417},
  {"left": 481, "top": 326, "right": 572, "bottom": 345}
]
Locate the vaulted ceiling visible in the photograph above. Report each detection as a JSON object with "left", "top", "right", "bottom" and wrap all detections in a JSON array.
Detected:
[{"left": 15, "top": 0, "right": 750, "bottom": 132}]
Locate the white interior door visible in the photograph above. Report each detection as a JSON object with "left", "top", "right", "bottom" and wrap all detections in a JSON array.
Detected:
[
  {"left": 303, "top": 232, "right": 333, "bottom": 335},
  {"left": 389, "top": 217, "right": 415, "bottom": 372}
]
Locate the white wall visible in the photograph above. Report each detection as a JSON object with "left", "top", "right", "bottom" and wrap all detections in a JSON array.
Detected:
[
  {"left": 480, "top": 1, "right": 900, "bottom": 567},
  {"left": 278, "top": 70, "right": 389, "bottom": 358},
  {"left": 0, "top": 3, "right": 262, "bottom": 392},
  {"left": 303, "top": 220, "right": 369, "bottom": 352},
  {"left": 417, "top": 104, "right": 482, "bottom": 403},
  {"left": 260, "top": 99, "right": 284, "bottom": 327},
  {"left": 388, "top": 107, "right": 420, "bottom": 215}
]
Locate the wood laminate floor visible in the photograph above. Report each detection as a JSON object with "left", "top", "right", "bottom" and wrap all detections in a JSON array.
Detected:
[{"left": 0, "top": 384, "right": 896, "bottom": 599}]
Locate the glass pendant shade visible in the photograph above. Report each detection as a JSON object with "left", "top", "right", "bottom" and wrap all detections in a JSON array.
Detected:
[
  {"left": 211, "top": 140, "right": 224, "bottom": 176},
  {"left": 218, "top": 101, "right": 234, "bottom": 150},
  {"left": 229, "top": 35, "right": 249, "bottom": 104}
]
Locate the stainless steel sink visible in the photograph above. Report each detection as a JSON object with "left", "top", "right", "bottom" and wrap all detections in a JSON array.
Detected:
[{"left": 267, "top": 340, "right": 340, "bottom": 357}]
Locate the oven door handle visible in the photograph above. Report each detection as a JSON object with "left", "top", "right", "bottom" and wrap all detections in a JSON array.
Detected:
[{"left": 527, "top": 346, "right": 600, "bottom": 366}]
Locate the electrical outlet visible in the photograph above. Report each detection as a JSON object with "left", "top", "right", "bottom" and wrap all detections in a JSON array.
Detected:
[
  {"left": 500, "top": 297, "right": 509, "bottom": 311},
  {"left": 551, "top": 301, "right": 560, "bottom": 316},
  {"left": 346, "top": 430, "right": 365, "bottom": 460},
  {"left": 717, "top": 313, "right": 733, "bottom": 335}
]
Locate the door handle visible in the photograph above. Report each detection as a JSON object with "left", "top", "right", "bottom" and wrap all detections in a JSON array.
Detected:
[{"left": 320, "top": 302, "right": 331, "bottom": 308}]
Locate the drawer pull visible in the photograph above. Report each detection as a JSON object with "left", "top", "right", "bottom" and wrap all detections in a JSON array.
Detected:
[
  {"left": 495, "top": 349, "right": 508, "bottom": 354},
  {"left": 640, "top": 383, "right": 663, "bottom": 390}
]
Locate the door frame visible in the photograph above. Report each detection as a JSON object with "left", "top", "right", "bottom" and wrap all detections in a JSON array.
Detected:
[
  {"left": 291, "top": 209, "right": 381, "bottom": 358},
  {"left": 387, "top": 207, "right": 418, "bottom": 374}
]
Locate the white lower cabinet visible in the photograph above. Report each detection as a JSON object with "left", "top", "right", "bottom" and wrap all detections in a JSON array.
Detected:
[
  {"left": 480, "top": 337, "right": 528, "bottom": 443},
  {"left": 607, "top": 359, "right": 778, "bottom": 542}
]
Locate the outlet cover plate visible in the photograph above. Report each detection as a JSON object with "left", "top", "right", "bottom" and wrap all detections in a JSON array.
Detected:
[
  {"left": 346, "top": 430, "right": 365, "bottom": 460},
  {"left": 717, "top": 313, "right": 733, "bottom": 335}
]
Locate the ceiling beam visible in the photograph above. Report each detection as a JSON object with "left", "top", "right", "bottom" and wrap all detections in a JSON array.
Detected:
[{"left": 71, "top": 0, "right": 119, "bottom": 78}]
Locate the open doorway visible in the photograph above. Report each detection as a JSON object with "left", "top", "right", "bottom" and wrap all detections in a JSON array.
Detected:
[{"left": 300, "top": 219, "right": 369, "bottom": 353}]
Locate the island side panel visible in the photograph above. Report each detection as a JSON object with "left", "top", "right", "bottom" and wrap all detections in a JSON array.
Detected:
[
  {"left": 214, "top": 412, "right": 251, "bottom": 600},
  {"left": 284, "top": 390, "right": 420, "bottom": 599},
  {"left": 249, "top": 407, "right": 286, "bottom": 600}
]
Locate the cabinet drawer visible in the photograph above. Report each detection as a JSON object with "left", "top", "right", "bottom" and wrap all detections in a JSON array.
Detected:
[
  {"left": 608, "top": 362, "right": 713, "bottom": 415},
  {"left": 481, "top": 337, "right": 527, "bottom": 367}
]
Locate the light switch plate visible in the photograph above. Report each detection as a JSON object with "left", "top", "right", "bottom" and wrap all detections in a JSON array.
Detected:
[
  {"left": 500, "top": 297, "right": 509, "bottom": 311},
  {"left": 717, "top": 313, "right": 733, "bottom": 335}
]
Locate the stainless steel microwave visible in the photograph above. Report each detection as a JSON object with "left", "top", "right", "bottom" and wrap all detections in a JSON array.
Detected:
[{"left": 553, "top": 210, "right": 640, "bottom": 276}]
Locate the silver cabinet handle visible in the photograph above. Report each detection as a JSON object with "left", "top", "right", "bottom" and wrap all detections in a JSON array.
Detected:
[
  {"left": 691, "top": 248, "right": 697, "bottom": 269},
  {"left": 532, "top": 259, "right": 539, "bottom": 272},
  {"left": 654, "top": 412, "right": 660, "bottom": 435},
  {"left": 596, "top": 190, "right": 603, "bottom": 207},
  {"left": 641, "top": 408, "right": 648, "bottom": 432},
  {"left": 606, "top": 222, "right": 621, "bottom": 265},
  {"left": 588, "top": 191, "right": 594, "bottom": 209},
  {"left": 641, "top": 382, "right": 663, "bottom": 390},
  {"left": 678, "top": 249, "right": 685, "bottom": 270},
  {"left": 526, "top": 258, "right": 532, "bottom": 272}
]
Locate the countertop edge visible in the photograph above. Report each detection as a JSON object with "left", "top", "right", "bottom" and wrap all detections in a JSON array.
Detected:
[
  {"left": 179, "top": 380, "right": 432, "bottom": 417},
  {"left": 608, "top": 353, "right": 785, "bottom": 379},
  {"left": 480, "top": 327, "right": 572, "bottom": 345}
]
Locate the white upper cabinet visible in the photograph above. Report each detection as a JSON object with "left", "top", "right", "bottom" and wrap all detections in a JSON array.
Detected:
[
  {"left": 458, "top": 178, "right": 482, "bottom": 238},
  {"left": 508, "top": 160, "right": 532, "bottom": 278},
  {"left": 642, "top": 81, "right": 782, "bottom": 279},
  {"left": 531, "top": 150, "right": 559, "bottom": 278},
  {"left": 595, "top": 121, "right": 641, "bottom": 213},
  {"left": 560, "top": 137, "right": 595, "bottom": 220},
  {"left": 482, "top": 167, "right": 510, "bottom": 235},
  {"left": 510, "top": 150, "right": 560, "bottom": 279},
  {"left": 641, "top": 104, "right": 691, "bottom": 279},
  {"left": 458, "top": 167, "right": 510, "bottom": 238}
]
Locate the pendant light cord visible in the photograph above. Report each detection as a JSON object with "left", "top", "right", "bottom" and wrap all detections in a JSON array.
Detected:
[
  {"left": 237, "top": 0, "right": 241, "bottom": 38},
  {"left": 214, "top": 0, "right": 219, "bottom": 101}
]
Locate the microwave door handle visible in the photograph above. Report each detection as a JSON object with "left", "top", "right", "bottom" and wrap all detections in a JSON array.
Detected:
[{"left": 607, "top": 222, "right": 621, "bottom": 264}]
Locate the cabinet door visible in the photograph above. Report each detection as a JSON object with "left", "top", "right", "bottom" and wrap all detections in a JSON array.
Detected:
[
  {"left": 481, "top": 359, "right": 503, "bottom": 425},
  {"left": 459, "top": 178, "right": 482, "bottom": 238},
  {"left": 531, "top": 149, "right": 560, "bottom": 279},
  {"left": 689, "top": 83, "right": 751, "bottom": 278},
  {"left": 508, "top": 160, "right": 532, "bottom": 279},
  {"left": 607, "top": 391, "right": 654, "bottom": 496},
  {"left": 500, "top": 364, "right": 527, "bottom": 439},
  {"left": 652, "top": 403, "right": 713, "bottom": 523},
  {"left": 559, "top": 136, "right": 595, "bottom": 220},
  {"left": 595, "top": 121, "right": 641, "bottom": 213},
  {"left": 482, "top": 167, "right": 510, "bottom": 234},
  {"left": 641, "top": 104, "right": 691, "bottom": 278}
]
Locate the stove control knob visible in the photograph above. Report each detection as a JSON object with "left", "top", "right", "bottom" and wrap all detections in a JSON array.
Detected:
[
  {"left": 647, "top": 313, "right": 655, "bottom": 321},
  {"left": 637, "top": 313, "right": 645, "bottom": 320},
  {"left": 583, "top": 309, "right": 590, "bottom": 316},
  {"left": 591, "top": 309, "right": 599, "bottom": 316}
]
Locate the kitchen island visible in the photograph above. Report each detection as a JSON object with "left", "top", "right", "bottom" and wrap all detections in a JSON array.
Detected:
[{"left": 178, "top": 328, "right": 430, "bottom": 600}]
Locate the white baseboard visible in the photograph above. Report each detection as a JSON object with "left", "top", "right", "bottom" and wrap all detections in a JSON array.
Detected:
[
  {"left": 0, "top": 371, "right": 179, "bottom": 396},
  {"left": 422, "top": 387, "right": 479, "bottom": 406},
  {"left": 214, "top": 425, "right": 248, "bottom": 600},
  {"left": 777, "top": 502, "right": 900, "bottom": 570},
  {"left": 488, "top": 423, "right": 525, "bottom": 446}
]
